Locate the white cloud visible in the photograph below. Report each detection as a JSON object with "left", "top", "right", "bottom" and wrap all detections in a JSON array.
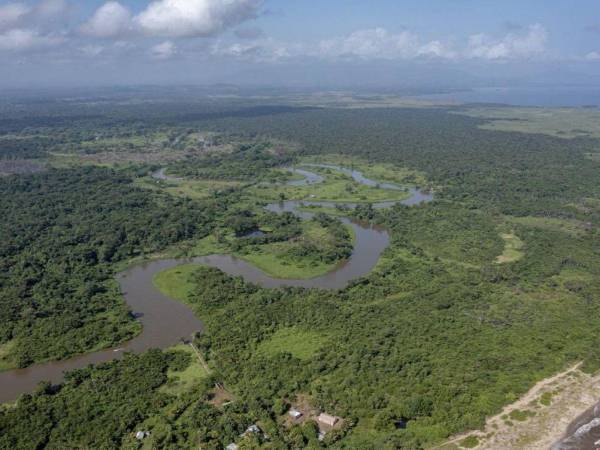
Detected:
[
  {"left": 585, "top": 51, "right": 600, "bottom": 61},
  {"left": 211, "top": 37, "right": 289, "bottom": 62},
  {"left": 80, "top": 44, "right": 104, "bottom": 57},
  {"left": 151, "top": 40, "right": 176, "bottom": 59},
  {"left": 467, "top": 24, "right": 547, "bottom": 60},
  {"left": 0, "top": 28, "right": 63, "bottom": 51},
  {"left": 79, "top": 2, "right": 132, "bottom": 38},
  {"left": 314, "top": 28, "right": 455, "bottom": 60},
  {"left": 0, "top": 1, "right": 69, "bottom": 32},
  {"left": 135, "top": 0, "right": 263, "bottom": 38},
  {"left": 0, "top": 3, "right": 31, "bottom": 31}
]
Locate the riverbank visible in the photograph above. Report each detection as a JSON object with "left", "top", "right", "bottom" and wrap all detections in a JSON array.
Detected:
[{"left": 0, "top": 164, "right": 432, "bottom": 403}]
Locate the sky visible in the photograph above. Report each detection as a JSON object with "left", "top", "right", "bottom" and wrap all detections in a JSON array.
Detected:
[{"left": 0, "top": 0, "right": 599, "bottom": 88}]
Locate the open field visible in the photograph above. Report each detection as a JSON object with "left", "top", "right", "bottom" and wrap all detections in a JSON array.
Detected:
[
  {"left": 160, "top": 344, "right": 209, "bottom": 396},
  {"left": 153, "top": 264, "right": 200, "bottom": 303},
  {"left": 135, "top": 176, "right": 242, "bottom": 199},
  {"left": 257, "top": 327, "right": 326, "bottom": 360},
  {"left": 496, "top": 232, "right": 524, "bottom": 264},
  {"left": 250, "top": 174, "right": 411, "bottom": 203},
  {"left": 456, "top": 107, "right": 600, "bottom": 138},
  {"left": 506, "top": 215, "right": 590, "bottom": 237},
  {"left": 236, "top": 221, "right": 355, "bottom": 279}
]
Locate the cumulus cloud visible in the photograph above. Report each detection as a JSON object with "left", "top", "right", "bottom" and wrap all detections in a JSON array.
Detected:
[
  {"left": 79, "top": 2, "right": 132, "bottom": 38},
  {"left": 467, "top": 24, "right": 547, "bottom": 60},
  {"left": 135, "top": 0, "right": 263, "bottom": 38},
  {"left": 211, "top": 38, "right": 289, "bottom": 61},
  {"left": 151, "top": 40, "right": 176, "bottom": 59},
  {"left": 0, "top": 28, "right": 63, "bottom": 51},
  {"left": 315, "top": 28, "right": 455, "bottom": 60}
]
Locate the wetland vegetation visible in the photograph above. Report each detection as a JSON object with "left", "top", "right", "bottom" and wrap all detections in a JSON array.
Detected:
[{"left": 1, "top": 92, "right": 600, "bottom": 448}]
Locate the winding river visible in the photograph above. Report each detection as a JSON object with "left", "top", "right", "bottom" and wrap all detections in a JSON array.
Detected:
[{"left": 0, "top": 165, "right": 432, "bottom": 403}]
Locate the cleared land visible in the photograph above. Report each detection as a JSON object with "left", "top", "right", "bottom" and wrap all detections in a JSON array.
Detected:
[
  {"left": 506, "top": 215, "right": 590, "bottom": 237},
  {"left": 257, "top": 327, "right": 326, "bottom": 360},
  {"left": 160, "top": 344, "right": 209, "bottom": 396},
  {"left": 153, "top": 264, "right": 200, "bottom": 303},
  {"left": 496, "top": 232, "right": 524, "bottom": 264},
  {"left": 457, "top": 107, "right": 600, "bottom": 139}
]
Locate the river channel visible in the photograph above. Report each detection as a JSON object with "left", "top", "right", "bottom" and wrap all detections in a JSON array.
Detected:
[{"left": 0, "top": 165, "right": 432, "bottom": 403}]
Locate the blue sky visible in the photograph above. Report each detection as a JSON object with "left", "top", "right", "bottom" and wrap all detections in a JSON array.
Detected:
[{"left": 0, "top": 0, "right": 599, "bottom": 87}]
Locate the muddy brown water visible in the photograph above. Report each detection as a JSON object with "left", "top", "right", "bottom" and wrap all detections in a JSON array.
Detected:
[{"left": 0, "top": 166, "right": 432, "bottom": 403}]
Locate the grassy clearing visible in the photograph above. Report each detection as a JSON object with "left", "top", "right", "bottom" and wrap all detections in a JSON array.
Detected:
[
  {"left": 160, "top": 344, "right": 209, "bottom": 396},
  {"left": 250, "top": 174, "right": 410, "bottom": 203},
  {"left": 239, "top": 222, "right": 354, "bottom": 279},
  {"left": 0, "top": 340, "right": 16, "bottom": 371},
  {"left": 297, "top": 205, "right": 351, "bottom": 216},
  {"left": 459, "top": 435, "right": 479, "bottom": 448},
  {"left": 257, "top": 327, "right": 326, "bottom": 360},
  {"left": 496, "top": 232, "right": 524, "bottom": 264},
  {"left": 135, "top": 177, "right": 241, "bottom": 200},
  {"left": 153, "top": 264, "right": 201, "bottom": 303},
  {"left": 301, "top": 154, "right": 428, "bottom": 186},
  {"left": 187, "top": 222, "right": 355, "bottom": 280},
  {"left": 457, "top": 107, "right": 600, "bottom": 139},
  {"left": 506, "top": 216, "right": 588, "bottom": 237}
]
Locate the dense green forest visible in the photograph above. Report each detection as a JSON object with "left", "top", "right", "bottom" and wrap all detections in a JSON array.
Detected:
[
  {"left": 0, "top": 167, "right": 229, "bottom": 367},
  {"left": 1, "top": 94, "right": 600, "bottom": 448}
]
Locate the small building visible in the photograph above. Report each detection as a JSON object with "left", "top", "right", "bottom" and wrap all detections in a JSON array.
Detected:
[
  {"left": 241, "top": 424, "right": 261, "bottom": 437},
  {"left": 226, "top": 444, "right": 238, "bottom": 450},
  {"left": 135, "top": 431, "right": 148, "bottom": 440},
  {"left": 317, "top": 413, "right": 338, "bottom": 427},
  {"left": 246, "top": 424, "right": 261, "bottom": 434},
  {"left": 288, "top": 409, "right": 303, "bottom": 419}
]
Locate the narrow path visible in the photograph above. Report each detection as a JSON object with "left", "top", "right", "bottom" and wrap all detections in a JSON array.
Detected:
[{"left": 188, "top": 342, "right": 211, "bottom": 375}]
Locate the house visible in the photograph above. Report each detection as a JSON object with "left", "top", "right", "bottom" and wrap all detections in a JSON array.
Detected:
[
  {"left": 288, "top": 409, "right": 303, "bottom": 419},
  {"left": 241, "top": 424, "right": 261, "bottom": 437},
  {"left": 226, "top": 444, "right": 238, "bottom": 450},
  {"left": 135, "top": 431, "right": 149, "bottom": 440},
  {"left": 317, "top": 413, "right": 338, "bottom": 427},
  {"left": 246, "top": 424, "right": 261, "bottom": 434}
]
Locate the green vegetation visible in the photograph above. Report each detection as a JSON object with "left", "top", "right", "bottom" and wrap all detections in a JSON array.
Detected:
[
  {"left": 250, "top": 167, "right": 411, "bottom": 203},
  {"left": 0, "top": 167, "right": 222, "bottom": 368},
  {"left": 160, "top": 344, "right": 209, "bottom": 395},
  {"left": 539, "top": 391, "right": 554, "bottom": 406},
  {"left": 236, "top": 218, "right": 354, "bottom": 279},
  {"left": 2, "top": 95, "right": 600, "bottom": 449},
  {"left": 135, "top": 176, "right": 241, "bottom": 200},
  {"left": 459, "top": 435, "right": 480, "bottom": 448},
  {"left": 457, "top": 107, "right": 600, "bottom": 138},
  {"left": 496, "top": 232, "right": 524, "bottom": 264},
  {"left": 153, "top": 264, "right": 201, "bottom": 303},
  {"left": 257, "top": 327, "right": 326, "bottom": 360},
  {"left": 508, "top": 409, "right": 535, "bottom": 422},
  {"left": 506, "top": 215, "right": 589, "bottom": 237}
]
